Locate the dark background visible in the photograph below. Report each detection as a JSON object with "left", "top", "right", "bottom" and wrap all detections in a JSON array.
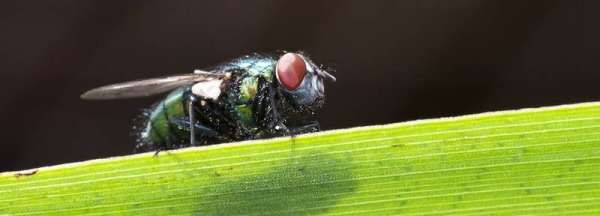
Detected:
[{"left": 1, "top": 1, "right": 597, "bottom": 171}]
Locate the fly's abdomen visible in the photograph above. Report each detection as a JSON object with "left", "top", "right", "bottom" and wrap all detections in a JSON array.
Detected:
[{"left": 137, "top": 88, "right": 188, "bottom": 150}]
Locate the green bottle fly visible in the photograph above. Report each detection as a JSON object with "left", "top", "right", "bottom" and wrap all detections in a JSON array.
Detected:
[{"left": 81, "top": 52, "right": 336, "bottom": 152}]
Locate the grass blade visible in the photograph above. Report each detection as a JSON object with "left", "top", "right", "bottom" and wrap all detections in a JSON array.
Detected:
[{"left": 1, "top": 102, "right": 600, "bottom": 215}]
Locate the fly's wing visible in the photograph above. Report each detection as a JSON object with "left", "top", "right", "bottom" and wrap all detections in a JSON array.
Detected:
[{"left": 81, "top": 70, "right": 230, "bottom": 100}]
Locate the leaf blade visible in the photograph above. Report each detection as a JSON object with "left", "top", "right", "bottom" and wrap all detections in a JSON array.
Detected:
[{"left": 1, "top": 102, "right": 600, "bottom": 215}]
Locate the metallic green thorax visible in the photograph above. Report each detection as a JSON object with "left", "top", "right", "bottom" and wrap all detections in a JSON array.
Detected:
[
  {"left": 137, "top": 55, "right": 277, "bottom": 150},
  {"left": 233, "top": 57, "right": 275, "bottom": 124}
]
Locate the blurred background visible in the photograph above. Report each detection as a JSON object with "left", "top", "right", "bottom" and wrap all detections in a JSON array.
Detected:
[{"left": 1, "top": 1, "right": 597, "bottom": 171}]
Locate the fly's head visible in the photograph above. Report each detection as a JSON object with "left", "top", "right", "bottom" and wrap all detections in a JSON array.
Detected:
[{"left": 274, "top": 52, "right": 336, "bottom": 121}]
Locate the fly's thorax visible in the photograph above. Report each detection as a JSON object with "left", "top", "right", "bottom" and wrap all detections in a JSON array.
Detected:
[
  {"left": 230, "top": 54, "right": 277, "bottom": 78},
  {"left": 222, "top": 59, "right": 277, "bottom": 127},
  {"left": 238, "top": 77, "right": 259, "bottom": 103}
]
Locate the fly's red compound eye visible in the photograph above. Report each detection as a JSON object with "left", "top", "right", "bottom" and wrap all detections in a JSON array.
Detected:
[{"left": 276, "top": 53, "right": 307, "bottom": 90}]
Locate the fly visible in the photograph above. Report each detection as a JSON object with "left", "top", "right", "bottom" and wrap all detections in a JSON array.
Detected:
[{"left": 81, "top": 52, "right": 336, "bottom": 152}]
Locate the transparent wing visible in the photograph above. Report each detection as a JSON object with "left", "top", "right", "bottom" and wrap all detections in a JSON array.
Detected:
[{"left": 81, "top": 70, "right": 229, "bottom": 100}]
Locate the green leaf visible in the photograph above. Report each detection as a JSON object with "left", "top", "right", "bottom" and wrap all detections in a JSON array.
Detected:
[{"left": 1, "top": 102, "right": 600, "bottom": 215}]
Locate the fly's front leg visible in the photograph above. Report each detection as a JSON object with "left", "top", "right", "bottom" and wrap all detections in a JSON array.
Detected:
[
  {"left": 254, "top": 78, "right": 290, "bottom": 137},
  {"left": 271, "top": 87, "right": 291, "bottom": 135}
]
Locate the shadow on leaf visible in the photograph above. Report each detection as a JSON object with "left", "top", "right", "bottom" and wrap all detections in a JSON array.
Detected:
[{"left": 194, "top": 151, "right": 356, "bottom": 215}]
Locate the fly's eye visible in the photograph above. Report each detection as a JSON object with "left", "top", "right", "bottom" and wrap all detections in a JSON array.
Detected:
[{"left": 276, "top": 53, "right": 307, "bottom": 90}]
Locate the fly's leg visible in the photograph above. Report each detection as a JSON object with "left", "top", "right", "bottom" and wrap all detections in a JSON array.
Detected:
[
  {"left": 187, "top": 97, "right": 196, "bottom": 146},
  {"left": 269, "top": 86, "right": 290, "bottom": 133},
  {"left": 186, "top": 91, "right": 253, "bottom": 142},
  {"left": 254, "top": 77, "right": 291, "bottom": 137},
  {"left": 179, "top": 94, "right": 223, "bottom": 146},
  {"left": 178, "top": 93, "right": 243, "bottom": 144},
  {"left": 169, "top": 117, "right": 220, "bottom": 139},
  {"left": 194, "top": 101, "right": 254, "bottom": 138}
]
